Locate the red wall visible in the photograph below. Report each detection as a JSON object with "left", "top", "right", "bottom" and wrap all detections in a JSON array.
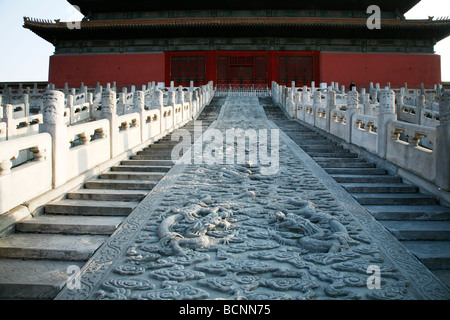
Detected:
[
  {"left": 49, "top": 51, "right": 441, "bottom": 90},
  {"left": 320, "top": 52, "right": 441, "bottom": 90},
  {"left": 49, "top": 53, "right": 165, "bottom": 89}
]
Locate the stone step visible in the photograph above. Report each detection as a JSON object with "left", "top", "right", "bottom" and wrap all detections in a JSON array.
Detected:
[
  {"left": 431, "top": 270, "right": 450, "bottom": 287},
  {"left": 381, "top": 221, "right": 450, "bottom": 240},
  {"left": 401, "top": 241, "right": 450, "bottom": 270},
  {"left": 121, "top": 159, "right": 174, "bottom": 167},
  {"left": 289, "top": 136, "right": 330, "bottom": 141},
  {"left": 341, "top": 183, "right": 418, "bottom": 193},
  {"left": 364, "top": 205, "right": 450, "bottom": 220},
  {"left": 45, "top": 199, "right": 138, "bottom": 216},
  {"left": 0, "top": 258, "right": 84, "bottom": 299},
  {"left": 331, "top": 174, "right": 402, "bottom": 183},
  {"left": 301, "top": 146, "right": 345, "bottom": 152},
  {"left": 131, "top": 154, "right": 173, "bottom": 160},
  {"left": 294, "top": 141, "right": 336, "bottom": 147},
  {"left": 352, "top": 193, "right": 438, "bottom": 205},
  {"left": 136, "top": 149, "right": 176, "bottom": 156},
  {"left": 325, "top": 167, "right": 387, "bottom": 175},
  {"left": 67, "top": 189, "right": 148, "bottom": 201},
  {"left": 286, "top": 128, "right": 323, "bottom": 133},
  {"left": 99, "top": 171, "right": 166, "bottom": 180},
  {"left": 318, "top": 162, "right": 376, "bottom": 168},
  {"left": 16, "top": 215, "right": 125, "bottom": 235},
  {"left": 155, "top": 137, "right": 174, "bottom": 142},
  {"left": 285, "top": 132, "right": 319, "bottom": 136},
  {"left": 308, "top": 152, "right": 359, "bottom": 158},
  {"left": 85, "top": 179, "right": 156, "bottom": 191},
  {"left": 313, "top": 157, "right": 365, "bottom": 163},
  {"left": 145, "top": 142, "right": 186, "bottom": 148},
  {"left": 111, "top": 165, "right": 172, "bottom": 173},
  {"left": 0, "top": 234, "right": 107, "bottom": 261}
]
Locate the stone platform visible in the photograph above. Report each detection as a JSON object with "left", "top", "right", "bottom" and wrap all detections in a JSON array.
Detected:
[{"left": 56, "top": 97, "right": 450, "bottom": 300}]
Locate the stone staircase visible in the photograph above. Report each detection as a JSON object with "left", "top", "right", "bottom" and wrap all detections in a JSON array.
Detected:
[
  {"left": 261, "top": 98, "right": 450, "bottom": 288},
  {"left": 0, "top": 97, "right": 224, "bottom": 299}
]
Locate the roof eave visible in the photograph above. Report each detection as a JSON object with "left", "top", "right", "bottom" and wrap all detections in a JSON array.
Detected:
[
  {"left": 67, "top": 0, "right": 423, "bottom": 16},
  {"left": 23, "top": 17, "right": 450, "bottom": 44}
]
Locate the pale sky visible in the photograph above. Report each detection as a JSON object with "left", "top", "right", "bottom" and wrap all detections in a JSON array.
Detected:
[{"left": 0, "top": 0, "right": 449, "bottom": 82}]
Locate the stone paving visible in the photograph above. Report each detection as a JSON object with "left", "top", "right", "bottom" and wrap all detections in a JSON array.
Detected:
[{"left": 56, "top": 96, "right": 450, "bottom": 300}]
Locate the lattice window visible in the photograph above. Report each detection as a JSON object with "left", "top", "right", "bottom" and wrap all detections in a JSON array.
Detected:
[
  {"left": 254, "top": 56, "right": 267, "bottom": 85},
  {"left": 278, "top": 56, "right": 314, "bottom": 86},
  {"left": 217, "top": 56, "right": 229, "bottom": 85},
  {"left": 217, "top": 55, "right": 267, "bottom": 85},
  {"left": 170, "top": 55, "right": 206, "bottom": 87}
]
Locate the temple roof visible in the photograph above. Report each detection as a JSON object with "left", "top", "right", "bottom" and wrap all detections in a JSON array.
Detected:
[
  {"left": 23, "top": 16, "right": 450, "bottom": 43},
  {"left": 67, "top": 0, "right": 420, "bottom": 16}
]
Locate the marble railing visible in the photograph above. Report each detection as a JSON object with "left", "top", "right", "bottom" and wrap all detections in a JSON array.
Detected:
[
  {"left": 397, "top": 103, "right": 440, "bottom": 127},
  {"left": 351, "top": 114, "right": 378, "bottom": 155},
  {"left": 0, "top": 133, "right": 53, "bottom": 214},
  {"left": 272, "top": 81, "right": 450, "bottom": 193},
  {"left": 386, "top": 121, "right": 436, "bottom": 182},
  {"left": 1, "top": 105, "right": 42, "bottom": 140},
  {"left": 1, "top": 81, "right": 204, "bottom": 134},
  {"left": 0, "top": 81, "right": 214, "bottom": 216}
]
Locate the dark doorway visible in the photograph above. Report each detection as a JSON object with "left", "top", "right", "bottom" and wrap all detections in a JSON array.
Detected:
[{"left": 217, "top": 55, "right": 267, "bottom": 85}]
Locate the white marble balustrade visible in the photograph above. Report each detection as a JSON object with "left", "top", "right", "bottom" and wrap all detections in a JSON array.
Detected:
[
  {"left": 272, "top": 80, "right": 450, "bottom": 192},
  {"left": 0, "top": 81, "right": 215, "bottom": 216}
]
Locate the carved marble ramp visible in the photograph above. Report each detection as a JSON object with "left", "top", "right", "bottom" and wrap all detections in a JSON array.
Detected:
[{"left": 56, "top": 96, "right": 450, "bottom": 300}]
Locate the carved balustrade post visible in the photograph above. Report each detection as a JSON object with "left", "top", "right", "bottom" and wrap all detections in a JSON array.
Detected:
[
  {"left": 176, "top": 86, "right": 185, "bottom": 105},
  {"left": 295, "top": 91, "right": 302, "bottom": 119},
  {"left": 23, "top": 93, "right": 29, "bottom": 117},
  {"left": 303, "top": 86, "right": 310, "bottom": 103},
  {"left": 416, "top": 95, "right": 426, "bottom": 125},
  {"left": 345, "top": 90, "right": 359, "bottom": 143},
  {"left": 286, "top": 88, "right": 295, "bottom": 119},
  {"left": 395, "top": 88, "right": 405, "bottom": 116},
  {"left": 67, "top": 94, "right": 74, "bottom": 125},
  {"left": 151, "top": 90, "right": 164, "bottom": 131},
  {"left": 151, "top": 89, "right": 164, "bottom": 110},
  {"left": 39, "top": 90, "right": 67, "bottom": 188},
  {"left": 4, "top": 104, "right": 14, "bottom": 140},
  {"left": 167, "top": 90, "right": 175, "bottom": 107},
  {"left": 312, "top": 91, "right": 322, "bottom": 126},
  {"left": 201, "top": 85, "right": 207, "bottom": 107},
  {"left": 326, "top": 90, "right": 336, "bottom": 133},
  {"left": 377, "top": 88, "right": 397, "bottom": 159},
  {"left": 101, "top": 90, "right": 118, "bottom": 158},
  {"left": 117, "top": 92, "right": 126, "bottom": 116},
  {"left": 134, "top": 90, "right": 145, "bottom": 142},
  {"left": 363, "top": 93, "right": 371, "bottom": 115},
  {"left": 191, "top": 90, "right": 198, "bottom": 126},
  {"left": 187, "top": 91, "right": 193, "bottom": 119}
]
